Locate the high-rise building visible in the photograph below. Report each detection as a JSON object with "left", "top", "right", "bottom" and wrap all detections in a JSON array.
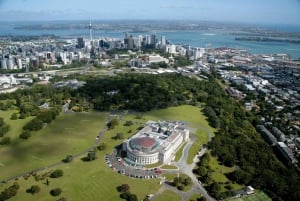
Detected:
[
  {"left": 161, "top": 36, "right": 166, "bottom": 48},
  {"left": 0, "top": 58, "right": 7, "bottom": 69},
  {"left": 77, "top": 37, "right": 85, "bottom": 49}
]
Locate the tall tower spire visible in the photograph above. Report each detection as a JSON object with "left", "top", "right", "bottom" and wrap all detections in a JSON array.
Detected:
[{"left": 89, "top": 19, "right": 93, "bottom": 42}]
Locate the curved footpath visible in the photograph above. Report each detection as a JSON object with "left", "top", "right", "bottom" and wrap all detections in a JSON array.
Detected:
[{"left": 152, "top": 126, "right": 215, "bottom": 201}]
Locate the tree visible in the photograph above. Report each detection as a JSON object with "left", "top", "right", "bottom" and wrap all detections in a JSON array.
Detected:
[
  {"left": 87, "top": 151, "right": 96, "bottom": 161},
  {"left": 0, "top": 137, "right": 11, "bottom": 145},
  {"left": 23, "top": 118, "right": 43, "bottom": 131},
  {"left": 50, "top": 188, "right": 62, "bottom": 196},
  {"left": 19, "top": 130, "right": 31, "bottom": 139},
  {"left": 124, "top": 121, "right": 133, "bottom": 126},
  {"left": 97, "top": 142, "right": 106, "bottom": 151},
  {"left": 119, "top": 184, "right": 130, "bottom": 193},
  {"left": 115, "top": 132, "right": 123, "bottom": 140},
  {"left": 50, "top": 169, "right": 63, "bottom": 178},
  {"left": 10, "top": 113, "right": 18, "bottom": 120},
  {"left": 107, "top": 118, "right": 119, "bottom": 130},
  {"left": 27, "top": 185, "right": 40, "bottom": 194},
  {"left": 63, "top": 155, "right": 73, "bottom": 163}
]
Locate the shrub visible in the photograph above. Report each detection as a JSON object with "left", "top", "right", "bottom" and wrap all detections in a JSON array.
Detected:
[
  {"left": 0, "top": 137, "right": 11, "bottom": 145},
  {"left": 50, "top": 169, "right": 63, "bottom": 178},
  {"left": 27, "top": 185, "right": 40, "bottom": 194},
  {"left": 50, "top": 188, "right": 62, "bottom": 196},
  {"left": 63, "top": 155, "right": 73, "bottom": 163},
  {"left": 19, "top": 130, "right": 31, "bottom": 139}
]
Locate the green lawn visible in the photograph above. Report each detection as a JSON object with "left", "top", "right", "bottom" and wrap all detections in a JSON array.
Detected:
[
  {"left": 174, "top": 142, "right": 186, "bottom": 161},
  {"left": 0, "top": 105, "right": 214, "bottom": 201},
  {"left": 188, "top": 193, "right": 204, "bottom": 201},
  {"left": 0, "top": 110, "right": 34, "bottom": 141},
  {"left": 154, "top": 190, "right": 181, "bottom": 201},
  {"left": 0, "top": 111, "right": 108, "bottom": 181},
  {"left": 187, "top": 129, "right": 210, "bottom": 164},
  {"left": 207, "top": 152, "right": 243, "bottom": 191},
  {"left": 160, "top": 165, "right": 178, "bottom": 170}
]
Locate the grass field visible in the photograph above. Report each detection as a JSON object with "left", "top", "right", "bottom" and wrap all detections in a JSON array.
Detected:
[
  {"left": 227, "top": 191, "right": 271, "bottom": 201},
  {"left": 188, "top": 193, "right": 203, "bottom": 201},
  {"left": 0, "top": 105, "right": 214, "bottom": 201},
  {"left": 174, "top": 142, "right": 186, "bottom": 161},
  {"left": 0, "top": 110, "right": 34, "bottom": 141},
  {"left": 0, "top": 111, "right": 108, "bottom": 181},
  {"left": 160, "top": 165, "right": 178, "bottom": 169},
  {"left": 207, "top": 152, "right": 243, "bottom": 191},
  {"left": 154, "top": 190, "right": 182, "bottom": 201}
]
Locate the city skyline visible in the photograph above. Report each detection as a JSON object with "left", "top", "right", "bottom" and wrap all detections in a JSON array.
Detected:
[{"left": 0, "top": 0, "right": 300, "bottom": 26}]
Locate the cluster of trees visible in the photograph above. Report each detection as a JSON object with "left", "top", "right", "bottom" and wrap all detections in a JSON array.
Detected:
[
  {"left": 0, "top": 117, "right": 10, "bottom": 145},
  {"left": 0, "top": 101, "right": 14, "bottom": 111},
  {"left": 26, "top": 185, "right": 40, "bottom": 195},
  {"left": 0, "top": 182, "right": 20, "bottom": 201},
  {"left": 78, "top": 73, "right": 211, "bottom": 112},
  {"left": 202, "top": 106, "right": 220, "bottom": 129},
  {"left": 117, "top": 184, "right": 138, "bottom": 201},
  {"left": 193, "top": 153, "right": 235, "bottom": 199},
  {"left": 202, "top": 76, "right": 300, "bottom": 201},
  {"left": 107, "top": 118, "right": 119, "bottom": 130},
  {"left": 172, "top": 175, "right": 192, "bottom": 191},
  {"left": 173, "top": 56, "right": 193, "bottom": 67},
  {"left": 0, "top": 117, "right": 10, "bottom": 138},
  {"left": 50, "top": 169, "right": 64, "bottom": 178},
  {"left": 23, "top": 108, "right": 60, "bottom": 133}
]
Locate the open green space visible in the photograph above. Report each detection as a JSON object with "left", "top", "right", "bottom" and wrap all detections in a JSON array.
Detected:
[
  {"left": 208, "top": 152, "right": 243, "bottom": 191},
  {"left": 160, "top": 165, "right": 178, "bottom": 170},
  {"left": 187, "top": 128, "right": 210, "bottom": 164},
  {"left": 0, "top": 111, "right": 108, "bottom": 181},
  {"left": 154, "top": 190, "right": 181, "bottom": 201},
  {"left": 188, "top": 193, "right": 204, "bottom": 201},
  {"left": 0, "top": 110, "right": 34, "bottom": 141},
  {"left": 227, "top": 191, "right": 271, "bottom": 201},
  {"left": 174, "top": 142, "right": 186, "bottom": 161},
  {"left": 1, "top": 155, "right": 161, "bottom": 201},
  {"left": 1, "top": 105, "right": 213, "bottom": 201}
]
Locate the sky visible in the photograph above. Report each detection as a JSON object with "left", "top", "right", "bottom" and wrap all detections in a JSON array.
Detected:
[{"left": 0, "top": 0, "right": 300, "bottom": 25}]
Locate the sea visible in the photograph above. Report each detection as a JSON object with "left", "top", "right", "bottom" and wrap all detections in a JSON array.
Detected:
[{"left": 1, "top": 21, "right": 300, "bottom": 59}]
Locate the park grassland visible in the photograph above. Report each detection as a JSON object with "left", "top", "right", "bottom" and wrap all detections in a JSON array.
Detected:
[
  {"left": 154, "top": 190, "right": 182, "bottom": 201},
  {"left": 208, "top": 152, "right": 243, "bottom": 191},
  {"left": 0, "top": 105, "right": 214, "bottom": 201},
  {"left": 0, "top": 111, "right": 108, "bottom": 181}
]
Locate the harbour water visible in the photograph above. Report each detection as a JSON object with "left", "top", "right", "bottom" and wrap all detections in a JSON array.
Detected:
[{"left": 0, "top": 21, "right": 300, "bottom": 59}]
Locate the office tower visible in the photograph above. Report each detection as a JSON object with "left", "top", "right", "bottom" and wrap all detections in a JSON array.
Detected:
[{"left": 77, "top": 37, "right": 85, "bottom": 48}]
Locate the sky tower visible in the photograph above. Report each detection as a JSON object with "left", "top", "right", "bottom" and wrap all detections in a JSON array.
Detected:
[{"left": 89, "top": 19, "right": 93, "bottom": 41}]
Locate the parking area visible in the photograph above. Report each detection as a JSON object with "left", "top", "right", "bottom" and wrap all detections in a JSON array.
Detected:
[{"left": 104, "top": 153, "right": 163, "bottom": 179}]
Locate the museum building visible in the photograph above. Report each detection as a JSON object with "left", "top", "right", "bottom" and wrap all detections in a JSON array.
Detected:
[{"left": 122, "top": 120, "right": 189, "bottom": 165}]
